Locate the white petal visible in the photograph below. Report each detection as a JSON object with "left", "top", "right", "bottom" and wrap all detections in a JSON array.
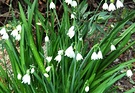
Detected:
[
  {"left": 85, "top": 86, "right": 89, "bottom": 92},
  {"left": 54, "top": 55, "right": 62, "bottom": 62},
  {"left": 111, "top": 44, "right": 116, "bottom": 51},
  {"left": 46, "top": 66, "right": 51, "bottom": 72},
  {"left": 126, "top": 69, "right": 133, "bottom": 78},
  {"left": 45, "top": 36, "right": 49, "bottom": 42},
  {"left": 76, "top": 53, "right": 83, "bottom": 61},
  {"left": 46, "top": 56, "right": 52, "bottom": 62},
  {"left": 65, "top": 46, "right": 75, "bottom": 58},
  {"left": 102, "top": 3, "right": 108, "bottom": 10},
  {"left": 116, "top": 0, "right": 124, "bottom": 9},
  {"left": 97, "top": 51, "right": 103, "bottom": 59},
  {"left": 71, "top": 1, "right": 77, "bottom": 7},
  {"left": 108, "top": 3, "right": 116, "bottom": 11},
  {"left": 50, "top": 2, "right": 56, "bottom": 9},
  {"left": 91, "top": 52, "right": 98, "bottom": 60}
]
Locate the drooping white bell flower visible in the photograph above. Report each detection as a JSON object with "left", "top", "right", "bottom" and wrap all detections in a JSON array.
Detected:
[
  {"left": 91, "top": 52, "right": 98, "bottom": 60},
  {"left": 102, "top": 3, "right": 109, "bottom": 10},
  {"left": 45, "top": 35, "right": 49, "bottom": 42},
  {"left": 46, "top": 66, "right": 51, "bottom": 72},
  {"left": 108, "top": 3, "right": 116, "bottom": 11},
  {"left": 126, "top": 69, "right": 133, "bottom": 78},
  {"left": 46, "top": 56, "right": 52, "bottom": 62},
  {"left": 85, "top": 86, "right": 89, "bottom": 92},
  {"left": 2, "top": 33, "right": 9, "bottom": 40},
  {"left": 65, "top": 0, "right": 72, "bottom": 5},
  {"left": 15, "top": 34, "right": 21, "bottom": 41},
  {"left": 16, "top": 24, "right": 22, "bottom": 32},
  {"left": 54, "top": 54, "right": 62, "bottom": 63},
  {"left": 71, "top": 1, "right": 77, "bottom": 7},
  {"left": 65, "top": 46, "right": 75, "bottom": 58},
  {"left": 116, "top": 0, "right": 124, "bottom": 9},
  {"left": 0, "top": 27, "right": 6, "bottom": 35},
  {"left": 97, "top": 51, "right": 103, "bottom": 59},
  {"left": 67, "top": 26, "right": 75, "bottom": 39},
  {"left": 11, "top": 29, "right": 18, "bottom": 37},
  {"left": 22, "top": 74, "right": 30, "bottom": 85},
  {"left": 44, "top": 73, "right": 49, "bottom": 78},
  {"left": 31, "top": 68, "right": 35, "bottom": 74},
  {"left": 76, "top": 53, "right": 83, "bottom": 61},
  {"left": 17, "top": 73, "right": 22, "bottom": 80},
  {"left": 71, "top": 14, "right": 75, "bottom": 19},
  {"left": 50, "top": 2, "right": 56, "bottom": 9},
  {"left": 111, "top": 44, "right": 116, "bottom": 51},
  {"left": 58, "top": 50, "right": 64, "bottom": 55}
]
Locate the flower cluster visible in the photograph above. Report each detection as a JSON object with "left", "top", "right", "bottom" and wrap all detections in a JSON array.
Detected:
[
  {"left": 18, "top": 67, "right": 35, "bottom": 85},
  {"left": 0, "top": 27, "right": 9, "bottom": 40},
  {"left": 11, "top": 24, "right": 22, "bottom": 41},
  {"left": 102, "top": 0, "right": 124, "bottom": 11},
  {"left": 65, "top": 0, "right": 77, "bottom": 7},
  {"left": 91, "top": 50, "right": 103, "bottom": 60}
]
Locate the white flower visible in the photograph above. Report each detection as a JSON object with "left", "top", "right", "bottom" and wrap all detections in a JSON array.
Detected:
[
  {"left": 71, "top": 1, "right": 77, "bottom": 7},
  {"left": 116, "top": 0, "right": 124, "bottom": 9},
  {"left": 111, "top": 44, "right": 116, "bottom": 51},
  {"left": 0, "top": 27, "right": 6, "bottom": 35},
  {"left": 15, "top": 34, "right": 21, "bottom": 41},
  {"left": 65, "top": 46, "right": 75, "bottom": 58},
  {"left": 17, "top": 73, "right": 22, "bottom": 80},
  {"left": 79, "top": 37, "right": 83, "bottom": 41},
  {"left": 11, "top": 29, "right": 18, "bottom": 37},
  {"left": 65, "top": 0, "right": 72, "bottom": 5},
  {"left": 36, "top": 22, "right": 42, "bottom": 25},
  {"left": 85, "top": 86, "right": 89, "bottom": 92},
  {"left": 50, "top": 2, "right": 56, "bottom": 9},
  {"left": 2, "top": 33, "right": 9, "bottom": 40},
  {"left": 91, "top": 52, "right": 98, "bottom": 60},
  {"left": 22, "top": 74, "right": 30, "bottom": 85},
  {"left": 16, "top": 24, "right": 22, "bottom": 32},
  {"left": 45, "top": 35, "right": 49, "bottom": 42},
  {"left": 31, "top": 68, "right": 35, "bottom": 74},
  {"left": 67, "top": 26, "right": 75, "bottom": 39},
  {"left": 126, "top": 69, "right": 133, "bottom": 78},
  {"left": 58, "top": 50, "right": 64, "bottom": 55},
  {"left": 97, "top": 51, "right": 103, "bottom": 59},
  {"left": 102, "top": 3, "right": 109, "bottom": 10},
  {"left": 71, "top": 14, "right": 75, "bottom": 19},
  {"left": 46, "top": 66, "right": 51, "bottom": 72},
  {"left": 76, "top": 53, "right": 83, "bottom": 61},
  {"left": 44, "top": 73, "right": 49, "bottom": 78},
  {"left": 108, "top": 3, "right": 116, "bottom": 11},
  {"left": 54, "top": 54, "right": 62, "bottom": 62},
  {"left": 46, "top": 56, "right": 52, "bottom": 62}
]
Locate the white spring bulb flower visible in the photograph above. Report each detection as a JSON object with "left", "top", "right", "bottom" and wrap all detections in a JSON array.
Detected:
[
  {"left": 58, "top": 50, "right": 64, "bottom": 55},
  {"left": 67, "top": 26, "right": 75, "bottom": 39},
  {"left": 111, "top": 44, "right": 116, "bottom": 51},
  {"left": 97, "top": 51, "right": 103, "bottom": 59},
  {"left": 22, "top": 74, "right": 30, "bottom": 85},
  {"left": 76, "top": 53, "right": 83, "bottom": 61},
  {"left": 46, "top": 66, "right": 51, "bottom": 72},
  {"left": 54, "top": 54, "right": 62, "bottom": 63},
  {"left": 91, "top": 52, "right": 98, "bottom": 60},
  {"left": 11, "top": 29, "right": 18, "bottom": 37},
  {"left": 45, "top": 35, "right": 49, "bottom": 42},
  {"left": 2, "top": 33, "right": 9, "bottom": 40},
  {"left": 50, "top": 2, "right": 56, "bottom": 9},
  {"left": 31, "top": 68, "right": 35, "bottom": 74},
  {"left": 65, "top": 46, "right": 75, "bottom": 58},
  {"left": 126, "top": 69, "right": 133, "bottom": 78},
  {"left": 71, "top": 1, "right": 77, "bottom": 7},
  {"left": 85, "top": 86, "right": 89, "bottom": 92},
  {"left": 65, "top": 0, "right": 72, "bottom": 5},
  {"left": 44, "top": 73, "right": 49, "bottom": 78},
  {"left": 46, "top": 56, "right": 52, "bottom": 62},
  {"left": 108, "top": 3, "right": 116, "bottom": 11},
  {"left": 17, "top": 73, "right": 22, "bottom": 80},
  {"left": 15, "top": 34, "right": 21, "bottom": 41},
  {"left": 102, "top": 3, "right": 109, "bottom": 10},
  {"left": 71, "top": 14, "right": 75, "bottom": 19},
  {"left": 16, "top": 24, "right": 22, "bottom": 32},
  {"left": 116, "top": 0, "right": 124, "bottom": 9},
  {"left": 0, "top": 27, "right": 6, "bottom": 35}
]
